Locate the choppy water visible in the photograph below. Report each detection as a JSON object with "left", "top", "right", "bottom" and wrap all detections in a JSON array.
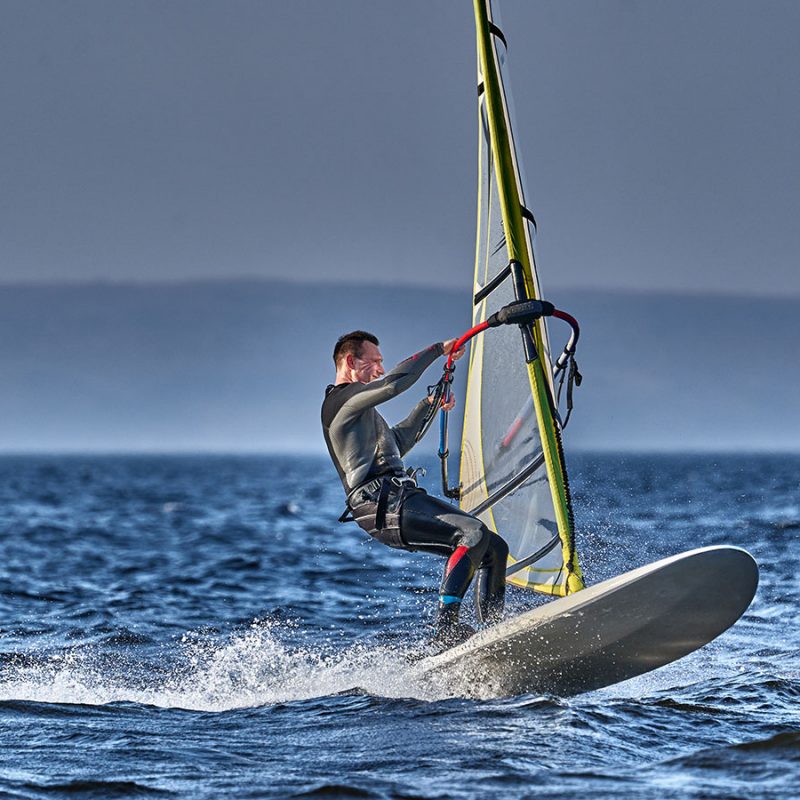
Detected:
[{"left": 0, "top": 453, "right": 797, "bottom": 799}]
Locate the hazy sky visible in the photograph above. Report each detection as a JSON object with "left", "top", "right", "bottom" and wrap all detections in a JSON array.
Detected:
[{"left": 2, "top": 0, "right": 799, "bottom": 295}]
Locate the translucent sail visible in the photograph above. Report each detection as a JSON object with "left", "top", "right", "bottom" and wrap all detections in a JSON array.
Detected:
[{"left": 459, "top": 0, "right": 584, "bottom": 595}]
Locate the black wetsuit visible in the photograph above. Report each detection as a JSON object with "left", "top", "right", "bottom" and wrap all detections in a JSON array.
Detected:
[{"left": 321, "top": 344, "right": 508, "bottom": 632}]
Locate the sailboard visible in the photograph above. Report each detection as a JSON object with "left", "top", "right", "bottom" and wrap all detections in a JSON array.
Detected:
[
  {"left": 415, "top": 546, "right": 759, "bottom": 698},
  {"left": 417, "top": 1, "right": 759, "bottom": 696}
]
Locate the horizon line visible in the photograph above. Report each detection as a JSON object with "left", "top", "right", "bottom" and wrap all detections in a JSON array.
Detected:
[
  {"left": 0, "top": 276, "right": 797, "bottom": 302},
  {"left": 1, "top": 447, "right": 797, "bottom": 457}
]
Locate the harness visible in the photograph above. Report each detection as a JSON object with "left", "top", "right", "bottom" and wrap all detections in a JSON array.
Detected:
[
  {"left": 340, "top": 473, "right": 418, "bottom": 522},
  {"left": 338, "top": 472, "right": 422, "bottom": 550}
]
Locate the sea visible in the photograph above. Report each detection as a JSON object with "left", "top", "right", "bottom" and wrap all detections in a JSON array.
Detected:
[{"left": 0, "top": 453, "right": 797, "bottom": 799}]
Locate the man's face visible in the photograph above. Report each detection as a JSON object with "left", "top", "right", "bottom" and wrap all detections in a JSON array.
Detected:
[{"left": 351, "top": 341, "right": 384, "bottom": 383}]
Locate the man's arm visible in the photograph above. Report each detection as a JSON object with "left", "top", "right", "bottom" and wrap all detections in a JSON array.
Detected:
[
  {"left": 392, "top": 397, "right": 433, "bottom": 457},
  {"left": 336, "top": 343, "right": 444, "bottom": 422}
]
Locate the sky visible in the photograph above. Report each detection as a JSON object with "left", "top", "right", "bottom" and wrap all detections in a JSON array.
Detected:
[{"left": 1, "top": 0, "right": 799, "bottom": 296}]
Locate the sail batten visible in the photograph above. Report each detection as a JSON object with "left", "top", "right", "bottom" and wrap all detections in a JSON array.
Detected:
[{"left": 459, "top": 0, "right": 583, "bottom": 596}]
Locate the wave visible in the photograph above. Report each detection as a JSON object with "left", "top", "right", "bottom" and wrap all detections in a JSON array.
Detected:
[
  {"left": 664, "top": 729, "right": 800, "bottom": 772},
  {"left": 15, "top": 778, "right": 172, "bottom": 797}
]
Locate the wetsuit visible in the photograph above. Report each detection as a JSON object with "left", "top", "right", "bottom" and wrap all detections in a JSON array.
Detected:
[{"left": 322, "top": 343, "right": 508, "bottom": 635}]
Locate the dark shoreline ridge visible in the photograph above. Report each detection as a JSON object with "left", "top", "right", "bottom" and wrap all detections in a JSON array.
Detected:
[{"left": 0, "top": 280, "right": 796, "bottom": 452}]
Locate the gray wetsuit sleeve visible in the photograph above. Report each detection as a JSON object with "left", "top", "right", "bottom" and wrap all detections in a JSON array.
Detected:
[
  {"left": 335, "top": 342, "right": 444, "bottom": 424},
  {"left": 392, "top": 397, "right": 433, "bottom": 457}
]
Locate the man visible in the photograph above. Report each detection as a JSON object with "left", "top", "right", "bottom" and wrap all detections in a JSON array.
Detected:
[{"left": 321, "top": 330, "right": 509, "bottom": 647}]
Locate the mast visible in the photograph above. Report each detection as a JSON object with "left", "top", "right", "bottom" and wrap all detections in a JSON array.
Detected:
[{"left": 459, "top": 0, "right": 583, "bottom": 595}]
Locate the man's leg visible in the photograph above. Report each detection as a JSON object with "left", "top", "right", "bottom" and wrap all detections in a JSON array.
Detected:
[
  {"left": 400, "top": 490, "right": 508, "bottom": 636},
  {"left": 474, "top": 534, "right": 509, "bottom": 624}
]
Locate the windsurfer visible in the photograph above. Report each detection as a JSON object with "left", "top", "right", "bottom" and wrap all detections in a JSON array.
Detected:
[{"left": 322, "top": 330, "right": 509, "bottom": 647}]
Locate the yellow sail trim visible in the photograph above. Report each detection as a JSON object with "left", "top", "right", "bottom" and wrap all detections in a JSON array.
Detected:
[
  {"left": 473, "top": 0, "right": 583, "bottom": 595},
  {"left": 459, "top": 89, "right": 496, "bottom": 531}
]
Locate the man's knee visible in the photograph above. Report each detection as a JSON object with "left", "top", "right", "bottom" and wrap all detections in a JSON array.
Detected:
[
  {"left": 492, "top": 534, "right": 509, "bottom": 563},
  {"left": 456, "top": 518, "right": 493, "bottom": 556},
  {"left": 478, "top": 532, "right": 508, "bottom": 572}
]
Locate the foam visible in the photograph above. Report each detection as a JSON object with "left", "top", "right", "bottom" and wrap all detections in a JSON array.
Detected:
[{"left": 0, "top": 621, "right": 462, "bottom": 711}]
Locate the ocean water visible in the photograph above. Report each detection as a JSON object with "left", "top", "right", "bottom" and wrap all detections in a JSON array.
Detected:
[{"left": 0, "top": 453, "right": 797, "bottom": 799}]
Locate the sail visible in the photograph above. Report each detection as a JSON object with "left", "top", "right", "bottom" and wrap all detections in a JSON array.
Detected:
[{"left": 459, "top": 0, "right": 584, "bottom": 596}]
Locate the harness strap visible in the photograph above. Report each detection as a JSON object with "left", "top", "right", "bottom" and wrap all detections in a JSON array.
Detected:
[
  {"left": 339, "top": 474, "right": 417, "bottom": 525},
  {"left": 375, "top": 478, "right": 392, "bottom": 531},
  {"left": 346, "top": 476, "right": 383, "bottom": 507}
]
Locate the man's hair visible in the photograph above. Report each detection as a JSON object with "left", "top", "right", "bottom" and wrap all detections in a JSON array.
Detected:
[{"left": 333, "top": 330, "right": 379, "bottom": 366}]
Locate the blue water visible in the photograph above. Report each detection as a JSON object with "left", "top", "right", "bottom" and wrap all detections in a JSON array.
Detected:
[{"left": 0, "top": 453, "right": 797, "bottom": 799}]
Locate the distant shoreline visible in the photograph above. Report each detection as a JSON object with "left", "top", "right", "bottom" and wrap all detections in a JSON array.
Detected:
[
  {"left": 2, "top": 281, "right": 796, "bottom": 451},
  {"left": 0, "top": 276, "right": 797, "bottom": 303}
]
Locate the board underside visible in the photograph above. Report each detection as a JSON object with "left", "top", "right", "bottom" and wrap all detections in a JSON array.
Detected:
[{"left": 416, "top": 546, "right": 759, "bottom": 698}]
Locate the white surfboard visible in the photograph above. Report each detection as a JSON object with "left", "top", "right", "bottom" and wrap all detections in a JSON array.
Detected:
[{"left": 415, "top": 546, "right": 759, "bottom": 698}]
